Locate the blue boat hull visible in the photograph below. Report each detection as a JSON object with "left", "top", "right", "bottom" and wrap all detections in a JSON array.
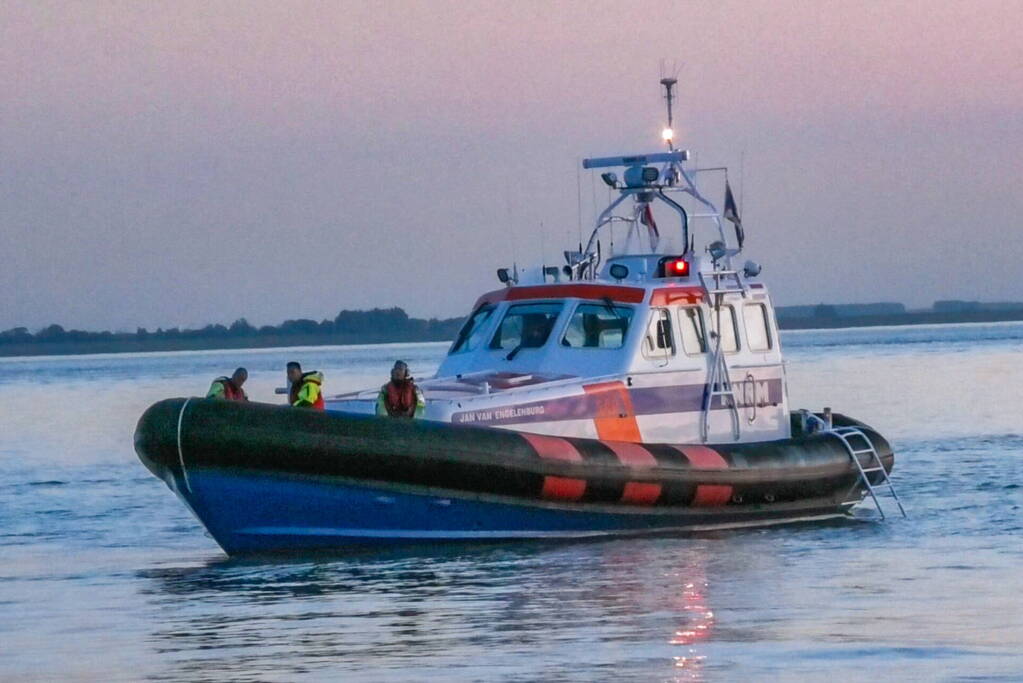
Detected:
[{"left": 165, "top": 467, "right": 851, "bottom": 554}]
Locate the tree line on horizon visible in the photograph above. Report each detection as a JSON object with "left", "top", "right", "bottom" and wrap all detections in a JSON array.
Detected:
[
  {"left": 0, "top": 307, "right": 466, "bottom": 347},
  {"left": 3, "top": 299, "right": 1022, "bottom": 349}
]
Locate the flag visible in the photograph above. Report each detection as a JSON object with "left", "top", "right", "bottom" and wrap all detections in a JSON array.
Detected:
[
  {"left": 723, "top": 180, "right": 744, "bottom": 248},
  {"left": 640, "top": 204, "right": 660, "bottom": 250}
]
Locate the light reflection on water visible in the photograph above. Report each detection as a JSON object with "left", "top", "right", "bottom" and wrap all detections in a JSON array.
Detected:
[
  {"left": 1, "top": 323, "right": 1022, "bottom": 680},
  {"left": 131, "top": 542, "right": 732, "bottom": 682}
]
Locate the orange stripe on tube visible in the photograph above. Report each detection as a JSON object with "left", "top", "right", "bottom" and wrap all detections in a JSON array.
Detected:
[
  {"left": 583, "top": 382, "right": 642, "bottom": 442},
  {"left": 679, "top": 445, "right": 729, "bottom": 468},
  {"left": 541, "top": 476, "right": 587, "bottom": 501},
  {"left": 620, "top": 482, "right": 662, "bottom": 505},
  {"left": 676, "top": 445, "right": 733, "bottom": 507},
  {"left": 603, "top": 440, "right": 661, "bottom": 505},
  {"left": 521, "top": 433, "right": 582, "bottom": 462},
  {"left": 521, "top": 433, "right": 586, "bottom": 502},
  {"left": 602, "top": 440, "right": 657, "bottom": 466},
  {"left": 691, "top": 484, "right": 732, "bottom": 506}
]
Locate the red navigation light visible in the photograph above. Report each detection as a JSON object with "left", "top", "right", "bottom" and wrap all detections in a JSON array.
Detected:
[{"left": 663, "top": 257, "right": 689, "bottom": 277}]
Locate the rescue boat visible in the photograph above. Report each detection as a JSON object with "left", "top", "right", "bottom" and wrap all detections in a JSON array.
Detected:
[{"left": 135, "top": 80, "right": 903, "bottom": 555}]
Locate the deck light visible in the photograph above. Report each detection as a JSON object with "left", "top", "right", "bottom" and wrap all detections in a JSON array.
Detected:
[{"left": 601, "top": 172, "right": 618, "bottom": 188}]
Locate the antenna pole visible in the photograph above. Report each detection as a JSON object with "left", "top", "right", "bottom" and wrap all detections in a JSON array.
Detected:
[
  {"left": 540, "top": 221, "right": 546, "bottom": 274},
  {"left": 739, "top": 147, "right": 746, "bottom": 215},
  {"left": 660, "top": 77, "right": 677, "bottom": 152},
  {"left": 576, "top": 159, "right": 583, "bottom": 246}
]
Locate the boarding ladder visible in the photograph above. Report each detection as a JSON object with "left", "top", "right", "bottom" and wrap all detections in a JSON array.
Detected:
[
  {"left": 832, "top": 426, "right": 907, "bottom": 519},
  {"left": 698, "top": 269, "right": 747, "bottom": 443},
  {"left": 802, "top": 412, "right": 907, "bottom": 519}
]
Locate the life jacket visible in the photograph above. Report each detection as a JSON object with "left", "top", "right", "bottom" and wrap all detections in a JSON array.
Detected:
[
  {"left": 213, "top": 377, "right": 247, "bottom": 401},
  {"left": 291, "top": 371, "right": 325, "bottom": 410},
  {"left": 385, "top": 379, "right": 418, "bottom": 417}
]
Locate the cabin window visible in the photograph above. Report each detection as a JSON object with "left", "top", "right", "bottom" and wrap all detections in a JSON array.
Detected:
[
  {"left": 562, "top": 303, "right": 634, "bottom": 349},
  {"left": 678, "top": 306, "right": 707, "bottom": 355},
  {"left": 642, "top": 308, "right": 675, "bottom": 358},
  {"left": 489, "top": 302, "right": 563, "bottom": 351},
  {"left": 450, "top": 304, "right": 495, "bottom": 354},
  {"left": 708, "top": 305, "right": 740, "bottom": 353},
  {"left": 744, "top": 303, "right": 773, "bottom": 352}
]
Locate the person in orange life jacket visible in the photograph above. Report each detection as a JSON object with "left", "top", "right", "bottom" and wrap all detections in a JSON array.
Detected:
[
  {"left": 206, "top": 368, "right": 249, "bottom": 401},
  {"left": 286, "top": 361, "right": 325, "bottom": 410},
  {"left": 376, "top": 360, "right": 425, "bottom": 418}
]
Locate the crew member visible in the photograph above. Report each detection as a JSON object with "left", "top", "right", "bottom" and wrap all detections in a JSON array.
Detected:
[
  {"left": 206, "top": 368, "right": 249, "bottom": 401},
  {"left": 286, "top": 361, "right": 325, "bottom": 410},
  {"left": 376, "top": 360, "right": 425, "bottom": 418}
]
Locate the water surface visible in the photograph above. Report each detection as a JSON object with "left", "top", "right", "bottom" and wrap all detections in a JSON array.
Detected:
[{"left": 2, "top": 325, "right": 1021, "bottom": 681}]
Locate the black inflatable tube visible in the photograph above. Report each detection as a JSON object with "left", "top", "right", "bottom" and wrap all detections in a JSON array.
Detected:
[{"left": 135, "top": 398, "right": 893, "bottom": 509}]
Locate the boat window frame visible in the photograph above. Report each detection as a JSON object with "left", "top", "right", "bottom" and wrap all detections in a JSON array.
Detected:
[
  {"left": 708, "top": 304, "right": 741, "bottom": 354},
  {"left": 448, "top": 303, "right": 497, "bottom": 355},
  {"left": 642, "top": 307, "right": 676, "bottom": 359},
  {"left": 487, "top": 300, "right": 565, "bottom": 352},
  {"left": 743, "top": 302, "right": 773, "bottom": 352},
  {"left": 677, "top": 305, "right": 708, "bottom": 356},
  {"left": 560, "top": 301, "right": 635, "bottom": 351}
]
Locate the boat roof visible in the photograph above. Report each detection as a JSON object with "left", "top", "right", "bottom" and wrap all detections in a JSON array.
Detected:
[{"left": 473, "top": 278, "right": 766, "bottom": 309}]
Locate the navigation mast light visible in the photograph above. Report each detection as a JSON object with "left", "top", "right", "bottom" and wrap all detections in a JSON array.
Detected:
[
  {"left": 658, "top": 256, "right": 690, "bottom": 278},
  {"left": 661, "top": 127, "right": 674, "bottom": 142},
  {"left": 667, "top": 258, "right": 689, "bottom": 276}
]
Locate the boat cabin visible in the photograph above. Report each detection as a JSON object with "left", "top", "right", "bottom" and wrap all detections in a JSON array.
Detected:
[{"left": 329, "top": 250, "right": 790, "bottom": 444}]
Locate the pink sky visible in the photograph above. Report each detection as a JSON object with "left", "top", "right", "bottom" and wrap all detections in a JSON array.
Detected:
[{"left": 2, "top": 0, "right": 1021, "bottom": 330}]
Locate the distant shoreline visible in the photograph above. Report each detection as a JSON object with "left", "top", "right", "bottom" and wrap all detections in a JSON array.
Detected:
[
  {"left": 0, "top": 331, "right": 456, "bottom": 359},
  {"left": 2, "top": 309, "right": 1021, "bottom": 359},
  {"left": 775, "top": 309, "right": 1023, "bottom": 330}
]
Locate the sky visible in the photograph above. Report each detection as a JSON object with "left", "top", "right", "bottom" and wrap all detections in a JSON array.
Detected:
[{"left": 2, "top": 0, "right": 1022, "bottom": 331}]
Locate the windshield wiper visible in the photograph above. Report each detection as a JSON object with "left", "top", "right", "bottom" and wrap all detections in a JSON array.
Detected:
[
  {"left": 602, "top": 296, "right": 626, "bottom": 322},
  {"left": 505, "top": 343, "right": 525, "bottom": 361}
]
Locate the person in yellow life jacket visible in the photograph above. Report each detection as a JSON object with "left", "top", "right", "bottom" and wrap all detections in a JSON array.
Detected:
[
  {"left": 286, "top": 361, "right": 325, "bottom": 410},
  {"left": 376, "top": 360, "right": 425, "bottom": 418},
  {"left": 206, "top": 368, "right": 249, "bottom": 401}
]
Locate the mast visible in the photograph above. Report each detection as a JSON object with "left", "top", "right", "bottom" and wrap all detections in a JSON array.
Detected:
[
  {"left": 573, "top": 77, "right": 741, "bottom": 278},
  {"left": 660, "top": 77, "right": 677, "bottom": 152}
]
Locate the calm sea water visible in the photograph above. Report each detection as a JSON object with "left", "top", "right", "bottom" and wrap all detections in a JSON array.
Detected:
[{"left": 1, "top": 324, "right": 1021, "bottom": 681}]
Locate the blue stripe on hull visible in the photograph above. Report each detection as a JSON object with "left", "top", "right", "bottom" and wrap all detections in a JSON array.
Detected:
[{"left": 175, "top": 469, "right": 847, "bottom": 554}]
